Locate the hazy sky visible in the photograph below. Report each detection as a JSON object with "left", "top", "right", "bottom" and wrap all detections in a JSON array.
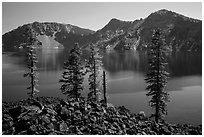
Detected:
[{"left": 2, "top": 2, "right": 202, "bottom": 34}]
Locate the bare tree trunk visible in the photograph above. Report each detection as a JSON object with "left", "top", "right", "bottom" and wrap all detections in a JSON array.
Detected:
[
  {"left": 93, "top": 57, "right": 96, "bottom": 101},
  {"left": 103, "top": 71, "right": 107, "bottom": 107},
  {"left": 31, "top": 60, "right": 34, "bottom": 98}
]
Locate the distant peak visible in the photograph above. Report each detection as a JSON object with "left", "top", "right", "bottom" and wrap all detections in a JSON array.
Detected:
[
  {"left": 33, "top": 21, "right": 40, "bottom": 24},
  {"left": 108, "top": 18, "right": 133, "bottom": 24},
  {"left": 109, "top": 18, "right": 122, "bottom": 23},
  {"left": 154, "top": 9, "right": 170, "bottom": 15},
  {"left": 152, "top": 9, "right": 201, "bottom": 22},
  {"left": 158, "top": 9, "right": 169, "bottom": 12}
]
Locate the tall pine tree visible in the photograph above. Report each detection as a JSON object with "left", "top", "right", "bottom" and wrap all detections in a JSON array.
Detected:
[
  {"left": 59, "top": 43, "right": 84, "bottom": 100},
  {"left": 144, "top": 28, "right": 170, "bottom": 123},
  {"left": 24, "top": 26, "right": 39, "bottom": 98},
  {"left": 85, "top": 44, "right": 103, "bottom": 103}
]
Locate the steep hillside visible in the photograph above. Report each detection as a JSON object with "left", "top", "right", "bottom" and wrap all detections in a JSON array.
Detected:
[
  {"left": 92, "top": 9, "right": 202, "bottom": 52},
  {"left": 2, "top": 22, "right": 95, "bottom": 51},
  {"left": 98, "top": 18, "right": 133, "bottom": 34},
  {"left": 137, "top": 9, "right": 202, "bottom": 51}
]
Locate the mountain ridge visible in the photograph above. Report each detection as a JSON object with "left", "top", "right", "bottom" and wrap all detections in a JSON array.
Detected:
[
  {"left": 2, "top": 21, "right": 95, "bottom": 51},
  {"left": 92, "top": 9, "right": 201, "bottom": 51},
  {"left": 2, "top": 9, "right": 202, "bottom": 52}
]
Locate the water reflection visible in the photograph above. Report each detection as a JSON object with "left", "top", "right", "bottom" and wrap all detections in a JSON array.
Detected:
[
  {"left": 103, "top": 50, "right": 201, "bottom": 78},
  {"left": 37, "top": 49, "right": 64, "bottom": 71},
  {"left": 168, "top": 52, "right": 202, "bottom": 77},
  {"left": 8, "top": 49, "right": 202, "bottom": 78},
  {"left": 103, "top": 50, "right": 142, "bottom": 74}
]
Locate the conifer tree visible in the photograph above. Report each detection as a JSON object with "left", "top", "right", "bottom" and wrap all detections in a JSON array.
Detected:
[
  {"left": 144, "top": 28, "right": 170, "bottom": 123},
  {"left": 85, "top": 44, "right": 103, "bottom": 102},
  {"left": 24, "top": 26, "right": 39, "bottom": 98},
  {"left": 59, "top": 43, "right": 84, "bottom": 100}
]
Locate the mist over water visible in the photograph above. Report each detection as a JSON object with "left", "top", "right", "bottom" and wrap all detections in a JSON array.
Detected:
[{"left": 2, "top": 49, "right": 202, "bottom": 125}]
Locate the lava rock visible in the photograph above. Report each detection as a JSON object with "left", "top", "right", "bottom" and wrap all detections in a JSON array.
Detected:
[
  {"left": 9, "top": 106, "right": 25, "bottom": 120},
  {"left": 60, "top": 122, "right": 68, "bottom": 132}
]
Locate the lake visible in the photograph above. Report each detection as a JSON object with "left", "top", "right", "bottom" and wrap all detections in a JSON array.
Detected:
[{"left": 2, "top": 49, "right": 202, "bottom": 125}]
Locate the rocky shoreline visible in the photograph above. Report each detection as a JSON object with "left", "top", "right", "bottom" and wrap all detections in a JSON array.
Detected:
[{"left": 2, "top": 96, "right": 202, "bottom": 135}]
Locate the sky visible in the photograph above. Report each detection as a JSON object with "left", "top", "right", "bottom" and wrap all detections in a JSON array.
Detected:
[{"left": 2, "top": 2, "right": 202, "bottom": 34}]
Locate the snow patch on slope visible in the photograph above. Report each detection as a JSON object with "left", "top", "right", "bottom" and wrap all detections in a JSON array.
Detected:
[{"left": 36, "top": 35, "right": 64, "bottom": 49}]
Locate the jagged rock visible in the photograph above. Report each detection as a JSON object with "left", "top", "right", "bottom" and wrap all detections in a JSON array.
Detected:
[
  {"left": 76, "top": 126, "right": 83, "bottom": 135},
  {"left": 149, "top": 130, "right": 157, "bottom": 135},
  {"left": 48, "top": 132, "right": 57, "bottom": 135},
  {"left": 60, "top": 99, "right": 69, "bottom": 107},
  {"left": 3, "top": 114, "right": 13, "bottom": 120},
  {"left": 28, "top": 125, "right": 37, "bottom": 134},
  {"left": 161, "top": 126, "right": 171, "bottom": 135},
  {"left": 189, "top": 129, "right": 199, "bottom": 135},
  {"left": 60, "top": 107, "right": 71, "bottom": 120},
  {"left": 24, "top": 105, "right": 42, "bottom": 114},
  {"left": 89, "top": 115, "right": 97, "bottom": 123},
  {"left": 42, "top": 107, "right": 57, "bottom": 115},
  {"left": 41, "top": 115, "right": 50, "bottom": 124},
  {"left": 46, "top": 123, "right": 54, "bottom": 130},
  {"left": 60, "top": 122, "right": 68, "bottom": 132},
  {"left": 108, "top": 129, "right": 115, "bottom": 134},
  {"left": 75, "top": 110, "right": 82, "bottom": 115},
  {"left": 2, "top": 120, "right": 14, "bottom": 131},
  {"left": 32, "top": 100, "right": 44, "bottom": 110},
  {"left": 18, "top": 109, "right": 38, "bottom": 122},
  {"left": 17, "top": 130, "right": 27, "bottom": 135},
  {"left": 141, "top": 131, "right": 147, "bottom": 135},
  {"left": 18, "top": 113, "right": 30, "bottom": 121},
  {"left": 8, "top": 106, "right": 25, "bottom": 120},
  {"left": 73, "top": 102, "right": 80, "bottom": 109},
  {"left": 53, "top": 104, "right": 62, "bottom": 114},
  {"left": 73, "top": 110, "right": 82, "bottom": 122},
  {"left": 51, "top": 120, "right": 58, "bottom": 130},
  {"left": 68, "top": 107, "right": 74, "bottom": 112},
  {"left": 138, "top": 111, "right": 146, "bottom": 120},
  {"left": 2, "top": 97, "right": 202, "bottom": 135}
]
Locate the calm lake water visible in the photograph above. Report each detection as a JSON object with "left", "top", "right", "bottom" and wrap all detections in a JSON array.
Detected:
[{"left": 2, "top": 49, "right": 202, "bottom": 125}]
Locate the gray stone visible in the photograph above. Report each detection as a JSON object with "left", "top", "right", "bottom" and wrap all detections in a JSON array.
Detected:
[{"left": 60, "top": 122, "right": 68, "bottom": 132}]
